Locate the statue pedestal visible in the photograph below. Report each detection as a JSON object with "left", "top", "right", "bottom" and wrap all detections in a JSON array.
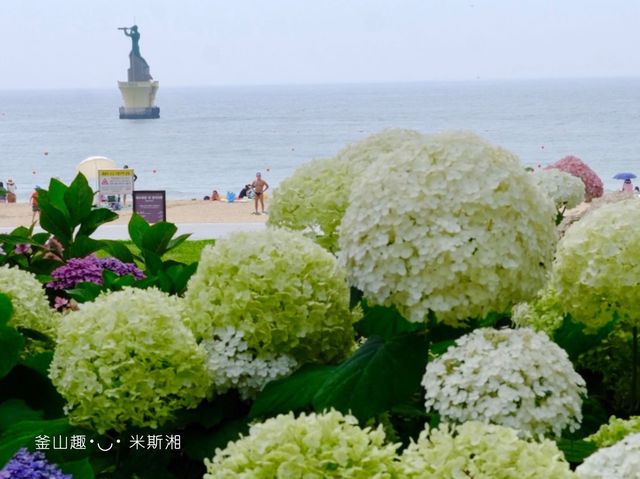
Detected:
[{"left": 118, "top": 81, "right": 160, "bottom": 119}]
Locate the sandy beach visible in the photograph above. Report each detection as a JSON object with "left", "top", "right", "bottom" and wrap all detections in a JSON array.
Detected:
[{"left": 0, "top": 199, "right": 269, "bottom": 228}]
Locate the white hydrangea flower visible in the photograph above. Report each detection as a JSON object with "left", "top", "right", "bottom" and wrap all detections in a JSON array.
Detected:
[
  {"left": 268, "top": 129, "right": 423, "bottom": 252},
  {"left": 552, "top": 199, "right": 640, "bottom": 330},
  {"left": 422, "top": 328, "right": 586, "bottom": 437},
  {"left": 201, "top": 327, "right": 298, "bottom": 399},
  {"left": 511, "top": 286, "right": 565, "bottom": 334},
  {"left": 339, "top": 131, "right": 557, "bottom": 325},
  {"left": 0, "top": 264, "right": 56, "bottom": 337},
  {"left": 576, "top": 433, "right": 640, "bottom": 479},
  {"left": 531, "top": 168, "right": 585, "bottom": 210}
]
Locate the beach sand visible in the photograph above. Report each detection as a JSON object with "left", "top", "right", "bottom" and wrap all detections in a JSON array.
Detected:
[{"left": 0, "top": 199, "right": 269, "bottom": 228}]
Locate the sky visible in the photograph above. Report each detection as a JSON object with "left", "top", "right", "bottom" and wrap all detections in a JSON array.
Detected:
[{"left": 0, "top": 0, "right": 639, "bottom": 89}]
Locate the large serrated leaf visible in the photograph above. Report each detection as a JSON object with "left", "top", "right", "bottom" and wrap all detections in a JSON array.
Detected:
[
  {"left": 313, "top": 333, "right": 429, "bottom": 421},
  {"left": 64, "top": 174, "right": 94, "bottom": 226},
  {"left": 250, "top": 365, "right": 336, "bottom": 419}
]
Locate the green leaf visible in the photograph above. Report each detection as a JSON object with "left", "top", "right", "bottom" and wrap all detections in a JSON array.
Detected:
[
  {"left": 142, "top": 222, "right": 178, "bottom": 256},
  {"left": 128, "top": 213, "right": 151, "bottom": 250},
  {"left": 59, "top": 458, "right": 95, "bottom": 479},
  {"left": 166, "top": 233, "right": 191, "bottom": 253},
  {"left": 64, "top": 174, "right": 94, "bottom": 226},
  {"left": 38, "top": 201, "right": 72, "bottom": 246},
  {"left": 19, "top": 351, "right": 54, "bottom": 377},
  {"left": 66, "top": 236, "right": 104, "bottom": 259},
  {"left": 553, "top": 315, "right": 617, "bottom": 361},
  {"left": 0, "top": 293, "right": 13, "bottom": 327},
  {"left": 77, "top": 208, "right": 119, "bottom": 237},
  {"left": 0, "top": 326, "right": 24, "bottom": 379},
  {"left": 67, "top": 282, "right": 104, "bottom": 303},
  {"left": 46, "top": 179, "right": 71, "bottom": 216},
  {"left": 250, "top": 365, "right": 336, "bottom": 419},
  {"left": 555, "top": 438, "right": 598, "bottom": 463},
  {"left": 165, "top": 263, "right": 198, "bottom": 296},
  {"left": 184, "top": 419, "right": 249, "bottom": 461},
  {"left": 313, "top": 333, "right": 429, "bottom": 421},
  {"left": 100, "top": 240, "right": 135, "bottom": 263},
  {"left": 355, "top": 302, "right": 426, "bottom": 339},
  {"left": 0, "top": 400, "right": 44, "bottom": 431}
]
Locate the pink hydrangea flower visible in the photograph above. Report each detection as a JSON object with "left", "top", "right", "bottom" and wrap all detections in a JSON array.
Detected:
[{"left": 546, "top": 155, "right": 603, "bottom": 202}]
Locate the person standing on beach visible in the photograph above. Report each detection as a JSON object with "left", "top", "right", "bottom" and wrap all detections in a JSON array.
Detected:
[
  {"left": 6, "top": 178, "right": 16, "bottom": 203},
  {"left": 30, "top": 187, "right": 40, "bottom": 223},
  {"left": 251, "top": 172, "right": 269, "bottom": 214}
]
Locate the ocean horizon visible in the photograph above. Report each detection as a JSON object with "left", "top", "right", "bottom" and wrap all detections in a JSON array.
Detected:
[{"left": 1, "top": 78, "right": 639, "bottom": 200}]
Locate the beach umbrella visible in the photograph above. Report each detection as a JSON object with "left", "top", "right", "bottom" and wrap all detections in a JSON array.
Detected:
[
  {"left": 76, "top": 156, "right": 117, "bottom": 180},
  {"left": 613, "top": 172, "right": 637, "bottom": 180}
]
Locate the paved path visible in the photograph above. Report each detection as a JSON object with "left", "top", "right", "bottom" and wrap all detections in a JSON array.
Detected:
[{"left": 0, "top": 222, "right": 266, "bottom": 240}]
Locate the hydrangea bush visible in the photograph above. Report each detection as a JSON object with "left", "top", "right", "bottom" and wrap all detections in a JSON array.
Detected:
[
  {"left": 531, "top": 168, "right": 585, "bottom": 210},
  {"left": 47, "top": 254, "right": 144, "bottom": 289},
  {"left": 399, "top": 422, "right": 575, "bottom": 479},
  {"left": 0, "top": 449, "right": 71, "bottom": 479},
  {"left": 546, "top": 155, "right": 603, "bottom": 202},
  {"left": 422, "top": 328, "right": 586, "bottom": 437},
  {"left": 339, "top": 131, "right": 557, "bottom": 325},
  {"left": 576, "top": 433, "right": 640, "bottom": 478},
  {"left": 0, "top": 264, "right": 56, "bottom": 336},
  {"left": 268, "top": 129, "right": 423, "bottom": 252},
  {"left": 551, "top": 199, "right": 640, "bottom": 329},
  {"left": 587, "top": 416, "right": 640, "bottom": 448},
  {"left": 49, "top": 288, "right": 209, "bottom": 433},
  {"left": 183, "top": 228, "right": 358, "bottom": 395},
  {"left": 203, "top": 410, "right": 400, "bottom": 478}
]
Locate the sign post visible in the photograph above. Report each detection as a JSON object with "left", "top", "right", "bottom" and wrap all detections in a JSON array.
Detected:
[
  {"left": 133, "top": 190, "right": 166, "bottom": 224},
  {"left": 98, "top": 169, "right": 135, "bottom": 207}
]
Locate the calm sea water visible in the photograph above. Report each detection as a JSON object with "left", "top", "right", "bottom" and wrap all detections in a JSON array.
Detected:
[{"left": 1, "top": 79, "right": 640, "bottom": 200}]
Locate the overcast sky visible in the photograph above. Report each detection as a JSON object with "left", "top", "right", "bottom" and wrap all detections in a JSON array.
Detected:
[{"left": 1, "top": 0, "right": 639, "bottom": 89}]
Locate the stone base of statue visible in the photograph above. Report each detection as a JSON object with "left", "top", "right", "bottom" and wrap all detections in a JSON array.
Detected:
[{"left": 118, "top": 80, "right": 160, "bottom": 119}]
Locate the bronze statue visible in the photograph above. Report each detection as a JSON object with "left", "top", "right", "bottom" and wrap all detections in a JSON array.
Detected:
[{"left": 118, "top": 25, "right": 152, "bottom": 81}]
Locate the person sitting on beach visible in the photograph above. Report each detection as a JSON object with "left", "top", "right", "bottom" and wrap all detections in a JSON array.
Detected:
[
  {"left": 6, "top": 178, "right": 16, "bottom": 203},
  {"left": 251, "top": 172, "right": 269, "bottom": 215},
  {"left": 622, "top": 178, "right": 634, "bottom": 193},
  {"left": 238, "top": 184, "right": 252, "bottom": 199},
  {"left": 30, "top": 187, "right": 40, "bottom": 223},
  {"left": 211, "top": 190, "right": 220, "bottom": 201}
]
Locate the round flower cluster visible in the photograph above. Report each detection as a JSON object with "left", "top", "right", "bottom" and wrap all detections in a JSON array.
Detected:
[
  {"left": 399, "top": 422, "right": 575, "bottom": 479},
  {"left": 201, "top": 327, "right": 298, "bottom": 399},
  {"left": 511, "top": 287, "right": 565, "bottom": 334},
  {"left": 422, "top": 328, "right": 586, "bottom": 437},
  {"left": 203, "top": 410, "right": 400, "bottom": 478},
  {"left": 0, "top": 265, "right": 56, "bottom": 336},
  {"left": 47, "top": 254, "right": 144, "bottom": 290},
  {"left": 0, "top": 448, "right": 71, "bottom": 479},
  {"left": 49, "top": 288, "right": 209, "bottom": 433},
  {"left": 339, "top": 131, "right": 557, "bottom": 325},
  {"left": 268, "top": 129, "right": 423, "bottom": 252},
  {"left": 587, "top": 416, "right": 640, "bottom": 448},
  {"left": 576, "top": 433, "right": 640, "bottom": 478},
  {"left": 551, "top": 199, "right": 640, "bottom": 329},
  {"left": 557, "top": 190, "right": 634, "bottom": 238},
  {"left": 531, "top": 168, "right": 585, "bottom": 210},
  {"left": 183, "top": 228, "right": 357, "bottom": 374},
  {"left": 546, "top": 155, "right": 603, "bottom": 202}
]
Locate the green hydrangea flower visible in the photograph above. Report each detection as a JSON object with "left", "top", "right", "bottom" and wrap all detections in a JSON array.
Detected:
[
  {"left": 399, "top": 421, "right": 575, "bottom": 478},
  {"left": 183, "top": 228, "right": 358, "bottom": 364},
  {"left": 268, "top": 129, "right": 423, "bottom": 252},
  {"left": 49, "top": 288, "right": 209, "bottom": 433},
  {"left": 0, "top": 265, "right": 56, "bottom": 337},
  {"left": 587, "top": 416, "right": 640, "bottom": 448},
  {"left": 512, "top": 287, "right": 565, "bottom": 334},
  {"left": 531, "top": 168, "right": 585, "bottom": 210},
  {"left": 551, "top": 199, "right": 640, "bottom": 329},
  {"left": 203, "top": 410, "right": 400, "bottom": 478},
  {"left": 339, "top": 131, "right": 557, "bottom": 325}
]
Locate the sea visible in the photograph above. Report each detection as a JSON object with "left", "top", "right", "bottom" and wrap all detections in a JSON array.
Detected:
[{"left": 1, "top": 78, "right": 640, "bottom": 201}]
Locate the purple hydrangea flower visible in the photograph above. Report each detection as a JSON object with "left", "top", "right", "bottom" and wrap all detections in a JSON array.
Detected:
[
  {"left": 47, "top": 254, "right": 144, "bottom": 290},
  {"left": 0, "top": 448, "right": 71, "bottom": 479},
  {"left": 14, "top": 243, "right": 32, "bottom": 255}
]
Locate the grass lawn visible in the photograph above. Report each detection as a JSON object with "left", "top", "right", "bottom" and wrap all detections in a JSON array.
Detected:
[{"left": 110, "top": 239, "right": 215, "bottom": 264}]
